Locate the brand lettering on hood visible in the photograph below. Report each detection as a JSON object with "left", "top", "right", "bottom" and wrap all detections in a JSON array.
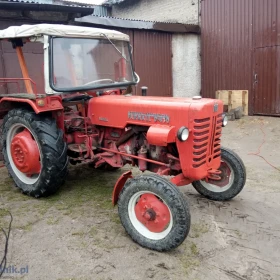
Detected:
[{"left": 128, "top": 112, "right": 170, "bottom": 123}]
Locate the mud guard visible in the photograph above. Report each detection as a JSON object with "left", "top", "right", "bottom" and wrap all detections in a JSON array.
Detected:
[
  {"left": 112, "top": 171, "right": 132, "bottom": 205},
  {"left": 0, "top": 96, "right": 63, "bottom": 114}
]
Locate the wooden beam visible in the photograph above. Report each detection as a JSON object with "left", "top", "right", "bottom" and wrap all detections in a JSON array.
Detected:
[{"left": 15, "top": 46, "right": 33, "bottom": 94}]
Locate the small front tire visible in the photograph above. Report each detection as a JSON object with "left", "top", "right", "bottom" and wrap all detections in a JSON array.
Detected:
[
  {"left": 192, "top": 147, "right": 246, "bottom": 201},
  {"left": 118, "top": 174, "right": 190, "bottom": 251}
]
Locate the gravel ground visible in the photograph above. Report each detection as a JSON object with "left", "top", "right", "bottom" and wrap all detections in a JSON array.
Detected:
[{"left": 0, "top": 116, "right": 279, "bottom": 280}]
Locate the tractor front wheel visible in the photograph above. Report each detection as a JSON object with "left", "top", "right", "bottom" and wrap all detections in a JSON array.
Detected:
[
  {"left": 192, "top": 147, "right": 246, "bottom": 201},
  {"left": 118, "top": 174, "right": 190, "bottom": 251},
  {"left": 2, "top": 109, "right": 68, "bottom": 197}
]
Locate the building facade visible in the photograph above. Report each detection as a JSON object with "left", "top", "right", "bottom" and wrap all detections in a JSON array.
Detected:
[
  {"left": 108, "top": 0, "right": 202, "bottom": 98},
  {"left": 201, "top": 0, "right": 280, "bottom": 116}
]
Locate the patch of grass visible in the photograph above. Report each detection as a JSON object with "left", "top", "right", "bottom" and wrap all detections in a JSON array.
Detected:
[
  {"left": 46, "top": 217, "right": 60, "bottom": 225},
  {"left": 19, "top": 222, "right": 33, "bottom": 232},
  {"left": 190, "top": 242, "right": 199, "bottom": 256},
  {"left": 79, "top": 241, "right": 88, "bottom": 249},
  {"left": 0, "top": 209, "right": 9, "bottom": 228},
  {"left": 57, "top": 278, "right": 89, "bottom": 280},
  {"left": 36, "top": 166, "right": 117, "bottom": 218},
  {"left": 72, "top": 231, "right": 85, "bottom": 237},
  {"left": 0, "top": 166, "right": 122, "bottom": 240},
  {"left": 180, "top": 254, "right": 200, "bottom": 273},
  {"left": 98, "top": 199, "right": 112, "bottom": 210},
  {"left": 0, "top": 183, "right": 12, "bottom": 192},
  {"left": 190, "top": 222, "right": 209, "bottom": 238},
  {"left": 110, "top": 213, "right": 121, "bottom": 225},
  {"left": 0, "top": 166, "right": 118, "bottom": 226},
  {"left": 89, "top": 226, "right": 98, "bottom": 238},
  {"left": 0, "top": 209, "right": 8, "bottom": 218},
  {"left": 234, "top": 229, "right": 242, "bottom": 238},
  {"left": 175, "top": 241, "right": 200, "bottom": 275}
]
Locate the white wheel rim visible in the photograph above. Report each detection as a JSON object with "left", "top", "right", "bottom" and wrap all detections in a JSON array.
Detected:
[
  {"left": 6, "top": 123, "right": 41, "bottom": 184},
  {"left": 200, "top": 160, "right": 234, "bottom": 192},
  {"left": 128, "top": 191, "right": 173, "bottom": 240}
]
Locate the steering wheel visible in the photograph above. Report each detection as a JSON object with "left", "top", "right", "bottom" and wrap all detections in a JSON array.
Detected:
[{"left": 84, "top": 79, "right": 114, "bottom": 86}]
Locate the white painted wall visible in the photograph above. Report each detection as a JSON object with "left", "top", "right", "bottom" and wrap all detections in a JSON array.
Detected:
[
  {"left": 112, "top": 0, "right": 199, "bottom": 25},
  {"left": 172, "top": 34, "right": 201, "bottom": 97},
  {"left": 111, "top": 0, "right": 201, "bottom": 97}
]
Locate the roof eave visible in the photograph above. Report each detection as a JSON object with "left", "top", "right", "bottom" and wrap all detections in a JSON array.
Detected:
[
  {"left": 0, "top": 2, "right": 94, "bottom": 17},
  {"left": 75, "top": 16, "right": 200, "bottom": 34}
]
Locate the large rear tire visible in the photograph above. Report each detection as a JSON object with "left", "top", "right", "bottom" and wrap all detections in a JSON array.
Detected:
[
  {"left": 118, "top": 174, "right": 190, "bottom": 251},
  {"left": 1, "top": 108, "right": 68, "bottom": 197},
  {"left": 192, "top": 147, "right": 246, "bottom": 201}
]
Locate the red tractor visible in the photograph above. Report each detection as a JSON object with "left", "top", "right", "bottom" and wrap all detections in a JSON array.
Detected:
[{"left": 0, "top": 24, "right": 246, "bottom": 251}]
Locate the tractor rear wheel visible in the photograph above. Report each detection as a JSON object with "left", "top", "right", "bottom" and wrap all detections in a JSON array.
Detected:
[
  {"left": 1, "top": 108, "right": 68, "bottom": 197},
  {"left": 192, "top": 147, "right": 246, "bottom": 201},
  {"left": 118, "top": 174, "right": 190, "bottom": 251}
]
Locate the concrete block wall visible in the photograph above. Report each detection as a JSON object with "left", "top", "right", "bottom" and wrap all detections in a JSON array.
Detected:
[
  {"left": 112, "top": 0, "right": 199, "bottom": 25},
  {"left": 111, "top": 0, "right": 201, "bottom": 97},
  {"left": 172, "top": 34, "right": 201, "bottom": 97}
]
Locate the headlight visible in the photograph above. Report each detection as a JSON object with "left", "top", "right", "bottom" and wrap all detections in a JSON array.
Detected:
[
  {"left": 222, "top": 114, "right": 228, "bottom": 127},
  {"left": 177, "top": 127, "right": 189, "bottom": 141}
]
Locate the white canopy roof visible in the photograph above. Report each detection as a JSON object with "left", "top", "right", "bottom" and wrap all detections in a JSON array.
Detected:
[{"left": 0, "top": 24, "right": 129, "bottom": 41}]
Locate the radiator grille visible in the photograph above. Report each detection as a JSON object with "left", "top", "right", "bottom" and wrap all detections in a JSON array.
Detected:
[{"left": 192, "top": 114, "right": 222, "bottom": 168}]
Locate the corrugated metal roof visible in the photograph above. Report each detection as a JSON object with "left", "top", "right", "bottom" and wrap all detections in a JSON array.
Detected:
[
  {"left": 2, "top": 0, "right": 52, "bottom": 3},
  {"left": 0, "top": 0, "right": 109, "bottom": 16},
  {"left": 92, "top": 5, "right": 108, "bottom": 16},
  {"left": 1, "top": 0, "right": 101, "bottom": 7},
  {"left": 62, "top": 1, "right": 108, "bottom": 16},
  {"left": 5, "top": 0, "right": 96, "bottom": 4},
  {"left": 0, "top": 0, "right": 94, "bottom": 15},
  {"left": 61, "top": 0, "right": 103, "bottom": 6},
  {"left": 76, "top": 15, "right": 200, "bottom": 33},
  {"left": 61, "top": 0, "right": 109, "bottom": 15},
  {"left": 82, "top": 14, "right": 200, "bottom": 26},
  {"left": 104, "top": 0, "right": 126, "bottom": 5}
]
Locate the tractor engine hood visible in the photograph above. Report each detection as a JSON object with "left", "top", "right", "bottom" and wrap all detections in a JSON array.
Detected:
[
  {"left": 88, "top": 95, "right": 223, "bottom": 130},
  {"left": 88, "top": 95, "right": 224, "bottom": 181}
]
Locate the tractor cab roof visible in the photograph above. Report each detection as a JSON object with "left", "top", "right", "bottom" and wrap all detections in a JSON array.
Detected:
[{"left": 0, "top": 24, "right": 129, "bottom": 42}]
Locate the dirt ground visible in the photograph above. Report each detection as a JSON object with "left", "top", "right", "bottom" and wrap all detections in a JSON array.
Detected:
[{"left": 0, "top": 116, "right": 280, "bottom": 280}]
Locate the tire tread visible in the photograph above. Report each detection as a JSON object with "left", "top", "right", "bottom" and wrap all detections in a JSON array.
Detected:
[
  {"left": 192, "top": 147, "right": 246, "bottom": 201},
  {"left": 1, "top": 108, "right": 68, "bottom": 197},
  {"left": 118, "top": 174, "right": 190, "bottom": 251}
]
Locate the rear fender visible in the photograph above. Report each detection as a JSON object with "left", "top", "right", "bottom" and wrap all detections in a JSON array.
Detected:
[
  {"left": 0, "top": 96, "right": 63, "bottom": 114},
  {"left": 112, "top": 171, "right": 132, "bottom": 206}
]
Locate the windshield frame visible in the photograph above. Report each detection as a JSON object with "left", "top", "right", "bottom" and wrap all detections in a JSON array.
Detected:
[{"left": 48, "top": 36, "right": 137, "bottom": 93}]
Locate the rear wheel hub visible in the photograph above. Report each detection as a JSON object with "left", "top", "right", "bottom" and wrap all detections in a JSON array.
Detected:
[
  {"left": 135, "top": 193, "right": 171, "bottom": 233},
  {"left": 11, "top": 129, "right": 41, "bottom": 174}
]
